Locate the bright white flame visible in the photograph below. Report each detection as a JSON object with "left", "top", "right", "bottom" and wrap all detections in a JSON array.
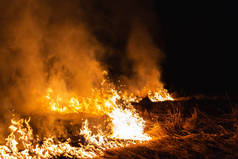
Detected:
[{"left": 109, "top": 108, "right": 151, "bottom": 141}]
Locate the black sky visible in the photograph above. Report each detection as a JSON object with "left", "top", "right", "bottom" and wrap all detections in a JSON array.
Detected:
[{"left": 155, "top": 1, "right": 238, "bottom": 96}]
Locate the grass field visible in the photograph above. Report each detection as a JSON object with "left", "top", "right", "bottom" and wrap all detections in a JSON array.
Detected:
[
  {"left": 96, "top": 97, "right": 238, "bottom": 159},
  {"left": 2, "top": 96, "right": 238, "bottom": 159}
]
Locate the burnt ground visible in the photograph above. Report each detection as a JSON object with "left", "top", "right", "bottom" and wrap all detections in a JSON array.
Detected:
[{"left": 55, "top": 96, "right": 238, "bottom": 159}]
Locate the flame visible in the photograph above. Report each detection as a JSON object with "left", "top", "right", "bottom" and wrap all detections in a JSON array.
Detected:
[
  {"left": 148, "top": 89, "right": 174, "bottom": 102},
  {"left": 0, "top": 84, "right": 173, "bottom": 158},
  {"left": 43, "top": 87, "right": 151, "bottom": 141},
  {"left": 44, "top": 88, "right": 119, "bottom": 115},
  {"left": 109, "top": 108, "right": 151, "bottom": 140},
  {"left": 0, "top": 116, "right": 148, "bottom": 158}
]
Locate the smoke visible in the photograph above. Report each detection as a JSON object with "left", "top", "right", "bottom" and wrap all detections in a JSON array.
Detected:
[
  {"left": 124, "top": 20, "right": 165, "bottom": 96},
  {"left": 77, "top": 0, "right": 164, "bottom": 95},
  {"left": 0, "top": 0, "right": 164, "bottom": 141},
  {"left": 0, "top": 0, "right": 106, "bottom": 141},
  {"left": 0, "top": 0, "right": 105, "bottom": 112}
]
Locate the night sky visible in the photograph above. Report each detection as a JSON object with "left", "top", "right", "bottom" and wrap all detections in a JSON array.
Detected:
[{"left": 156, "top": 1, "right": 237, "bottom": 95}]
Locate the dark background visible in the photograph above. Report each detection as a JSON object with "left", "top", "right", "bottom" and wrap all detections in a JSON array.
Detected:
[
  {"left": 86, "top": 1, "right": 238, "bottom": 96},
  {"left": 156, "top": 1, "right": 238, "bottom": 96}
]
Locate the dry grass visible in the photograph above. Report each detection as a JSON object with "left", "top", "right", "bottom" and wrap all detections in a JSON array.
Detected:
[
  {"left": 96, "top": 98, "right": 238, "bottom": 159},
  {"left": 44, "top": 97, "right": 238, "bottom": 159}
]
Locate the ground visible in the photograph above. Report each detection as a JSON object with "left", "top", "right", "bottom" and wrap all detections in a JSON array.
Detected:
[
  {"left": 54, "top": 96, "right": 238, "bottom": 159},
  {"left": 103, "top": 97, "right": 238, "bottom": 159}
]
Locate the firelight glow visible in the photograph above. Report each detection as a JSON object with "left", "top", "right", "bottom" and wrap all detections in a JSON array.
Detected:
[{"left": 0, "top": 85, "right": 173, "bottom": 158}]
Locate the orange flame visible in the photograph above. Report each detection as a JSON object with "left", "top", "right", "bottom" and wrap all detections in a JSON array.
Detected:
[
  {"left": 0, "top": 85, "right": 173, "bottom": 158},
  {"left": 148, "top": 89, "right": 174, "bottom": 102}
]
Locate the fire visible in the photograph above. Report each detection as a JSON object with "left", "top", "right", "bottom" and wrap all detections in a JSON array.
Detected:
[
  {"left": 0, "top": 118, "right": 100, "bottom": 158},
  {"left": 109, "top": 108, "right": 151, "bottom": 140},
  {"left": 0, "top": 116, "right": 148, "bottom": 158},
  {"left": 0, "top": 84, "right": 173, "bottom": 158},
  {"left": 148, "top": 89, "right": 174, "bottom": 102},
  {"left": 44, "top": 88, "right": 119, "bottom": 115},
  {"left": 43, "top": 87, "right": 151, "bottom": 141}
]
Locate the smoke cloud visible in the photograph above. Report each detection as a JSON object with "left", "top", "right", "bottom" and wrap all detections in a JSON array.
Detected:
[
  {"left": 0, "top": 0, "right": 106, "bottom": 141},
  {"left": 124, "top": 20, "right": 164, "bottom": 96},
  {"left": 0, "top": 0, "right": 164, "bottom": 141},
  {"left": 0, "top": 0, "right": 105, "bottom": 112}
]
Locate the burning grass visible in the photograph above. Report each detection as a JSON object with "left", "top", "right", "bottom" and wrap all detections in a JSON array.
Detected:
[
  {"left": 111, "top": 97, "right": 238, "bottom": 159},
  {"left": 0, "top": 86, "right": 173, "bottom": 158},
  {"left": 2, "top": 86, "right": 237, "bottom": 159}
]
